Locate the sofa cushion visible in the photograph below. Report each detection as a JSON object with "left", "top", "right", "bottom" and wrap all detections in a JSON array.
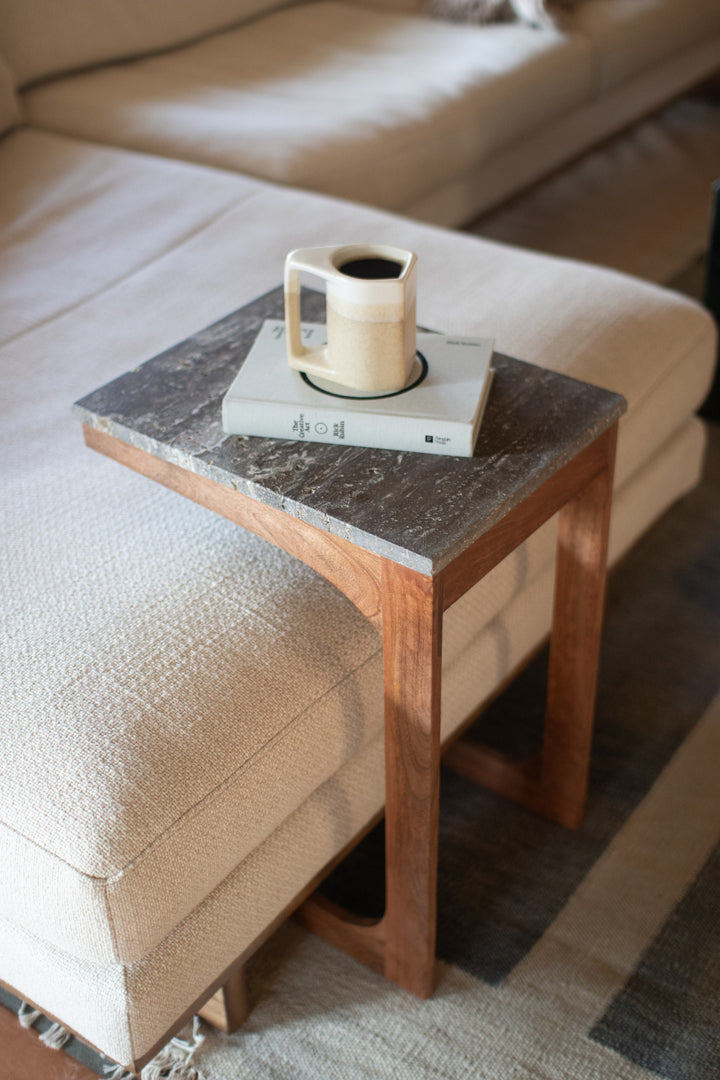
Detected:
[
  {"left": 21, "top": 1, "right": 593, "bottom": 213},
  {"left": 0, "top": 0, "right": 295, "bottom": 87},
  {"left": 0, "top": 128, "right": 714, "bottom": 984},
  {"left": 0, "top": 54, "right": 20, "bottom": 133},
  {"left": 568, "top": 0, "right": 720, "bottom": 94}
]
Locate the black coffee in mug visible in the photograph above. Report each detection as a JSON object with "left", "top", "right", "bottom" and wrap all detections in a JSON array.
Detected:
[{"left": 337, "top": 257, "right": 404, "bottom": 280}]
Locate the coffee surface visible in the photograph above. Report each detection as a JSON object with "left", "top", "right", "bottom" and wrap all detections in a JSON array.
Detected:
[{"left": 338, "top": 257, "right": 403, "bottom": 280}]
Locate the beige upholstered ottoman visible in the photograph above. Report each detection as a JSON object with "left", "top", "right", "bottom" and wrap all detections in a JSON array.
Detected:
[{"left": 1, "top": 119, "right": 716, "bottom": 1068}]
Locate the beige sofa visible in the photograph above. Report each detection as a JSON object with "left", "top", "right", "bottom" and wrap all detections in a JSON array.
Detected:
[
  {"left": 3, "top": 0, "right": 720, "bottom": 224},
  {"left": 0, "top": 0, "right": 718, "bottom": 1072}
]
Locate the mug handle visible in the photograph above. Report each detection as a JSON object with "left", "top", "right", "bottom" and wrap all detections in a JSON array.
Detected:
[{"left": 284, "top": 247, "right": 340, "bottom": 379}]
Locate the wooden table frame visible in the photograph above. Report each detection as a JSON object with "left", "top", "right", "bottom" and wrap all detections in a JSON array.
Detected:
[{"left": 84, "top": 417, "right": 617, "bottom": 1016}]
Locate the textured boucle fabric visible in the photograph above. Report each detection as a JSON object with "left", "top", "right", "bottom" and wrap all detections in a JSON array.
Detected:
[{"left": 0, "top": 128, "right": 714, "bottom": 1061}]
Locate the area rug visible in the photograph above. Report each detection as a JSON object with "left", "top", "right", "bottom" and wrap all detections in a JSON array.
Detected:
[{"left": 5, "top": 425, "right": 717, "bottom": 1080}]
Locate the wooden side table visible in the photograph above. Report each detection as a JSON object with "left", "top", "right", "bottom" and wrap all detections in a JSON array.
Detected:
[{"left": 75, "top": 287, "right": 625, "bottom": 1014}]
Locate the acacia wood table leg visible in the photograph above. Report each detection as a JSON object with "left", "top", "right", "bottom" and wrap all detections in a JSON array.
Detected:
[
  {"left": 198, "top": 966, "right": 249, "bottom": 1034},
  {"left": 295, "top": 893, "right": 386, "bottom": 974},
  {"left": 381, "top": 561, "right": 443, "bottom": 998},
  {"left": 297, "top": 561, "right": 443, "bottom": 996},
  {"left": 540, "top": 425, "right": 617, "bottom": 827},
  {"left": 442, "top": 426, "right": 618, "bottom": 829},
  {"left": 295, "top": 561, "right": 443, "bottom": 998}
]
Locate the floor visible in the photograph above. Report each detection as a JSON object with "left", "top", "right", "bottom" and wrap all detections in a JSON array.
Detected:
[{"left": 0, "top": 1006, "right": 96, "bottom": 1080}]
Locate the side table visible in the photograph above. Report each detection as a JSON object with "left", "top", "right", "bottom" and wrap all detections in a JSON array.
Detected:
[{"left": 75, "top": 286, "right": 626, "bottom": 1009}]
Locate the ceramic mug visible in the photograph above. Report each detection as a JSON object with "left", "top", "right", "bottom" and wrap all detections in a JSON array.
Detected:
[{"left": 284, "top": 243, "right": 418, "bottom": 393}]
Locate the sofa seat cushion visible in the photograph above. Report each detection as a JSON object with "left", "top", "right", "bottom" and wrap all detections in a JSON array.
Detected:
[
  {"left": 21, "top": 1, "right": 593, "bottom": 212},
  {"left": 0, "top": 130, "right": 714, "bottom": 997},
  {"left": 568, "top": 0, "right": 720, "bottom": 94}
]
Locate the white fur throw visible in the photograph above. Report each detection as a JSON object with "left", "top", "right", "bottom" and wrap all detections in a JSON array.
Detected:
[{"left": 425, "top": 0, "right": 574, "bottom": 28}]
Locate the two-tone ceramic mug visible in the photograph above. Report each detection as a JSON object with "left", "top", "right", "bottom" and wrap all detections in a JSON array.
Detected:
[{"left": 284, "top": 243, "right": 418, "bottom": 394}]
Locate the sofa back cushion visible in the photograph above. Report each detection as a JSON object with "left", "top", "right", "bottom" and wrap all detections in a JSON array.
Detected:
[
  {"left": 0, "top": 0, "right": 295, "bottom": 86},
  {"left": 0, "top": 53, "right": 20, "bottom": 132}
]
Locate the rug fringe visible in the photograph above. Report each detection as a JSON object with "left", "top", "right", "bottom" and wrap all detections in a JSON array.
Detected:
[
  {"left": 17, "top": 1002, "right": 208, "bottom": 1080},
  {"left": 140, "top": 1016, "right": 207, "bottom": 1080},
  {"left": 18, "top": 1005, "right": 72, "bottom": 1049},
  {"left": 103, "top": 1065, "right": 135, "bottom": 1080},
  {"left": 39, "top": 1021, "right": 73, "bottom": 1050},
  {"left": 17, "top": 1002, "right": 41, "bottom": 1029}
]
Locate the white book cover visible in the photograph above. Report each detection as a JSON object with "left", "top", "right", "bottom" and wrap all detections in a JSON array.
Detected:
[{"left": 222, "top": 320, "right": 494, "bottom": 456}]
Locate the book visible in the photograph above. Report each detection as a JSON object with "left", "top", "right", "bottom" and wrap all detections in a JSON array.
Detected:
[{"left": 222, "top": 319, "right": 494, "bottom": 456}]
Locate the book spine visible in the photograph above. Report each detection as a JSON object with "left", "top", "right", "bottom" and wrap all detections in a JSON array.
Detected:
[{"left": 222, "top": 399, "right": 475, "bottom": 456}]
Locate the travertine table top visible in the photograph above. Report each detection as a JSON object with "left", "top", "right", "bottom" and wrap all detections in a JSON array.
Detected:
[{"left": 74, "top": 286, "right": 626, "bottom": 574}]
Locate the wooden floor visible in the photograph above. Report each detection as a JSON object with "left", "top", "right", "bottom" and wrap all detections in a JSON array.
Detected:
[{"left": 0, "top": 1006, "right": 98, "bottom": 1080}]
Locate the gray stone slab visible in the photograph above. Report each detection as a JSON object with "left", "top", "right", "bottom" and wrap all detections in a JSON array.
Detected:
[{"left": 74, "top": 286, "right": 626, "bottom": 574}]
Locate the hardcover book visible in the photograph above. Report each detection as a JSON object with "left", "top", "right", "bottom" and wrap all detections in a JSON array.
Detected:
[{"left": 222, "top": 319, "right": 494, "bottom": 456}]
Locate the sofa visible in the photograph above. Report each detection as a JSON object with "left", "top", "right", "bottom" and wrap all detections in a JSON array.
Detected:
[
  {"left": 3, "top": 0, "right": 720, "bottom": 225},
  {"left": 0, "top": 0, "right": 718, "bottom": 1073}
]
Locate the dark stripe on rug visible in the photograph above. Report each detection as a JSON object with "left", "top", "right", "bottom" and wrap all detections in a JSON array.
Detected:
[{"left": 590, "top": 840, "right": 720, "bottom": 1079}]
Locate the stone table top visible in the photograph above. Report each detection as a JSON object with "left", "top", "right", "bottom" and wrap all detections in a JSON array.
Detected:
[{"left": 74, "top": 286, "right": 626, "bottom": 575}]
